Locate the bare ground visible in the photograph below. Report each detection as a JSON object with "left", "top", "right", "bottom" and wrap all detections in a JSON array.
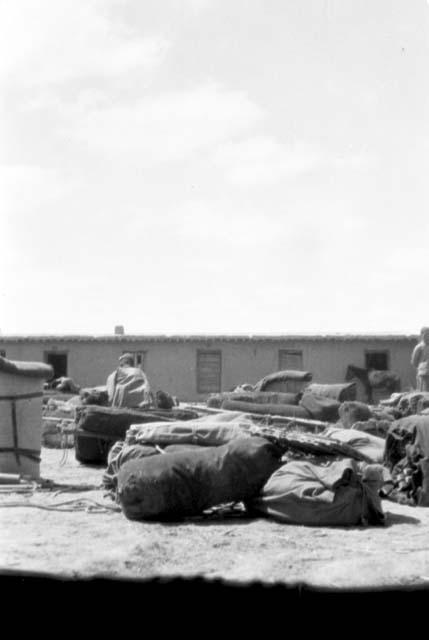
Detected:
[{"left": 1, "top": 447, "right": 429, "bottom": 589}]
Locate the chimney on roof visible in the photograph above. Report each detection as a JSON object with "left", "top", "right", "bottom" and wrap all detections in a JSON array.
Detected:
[{"left": 114, "top": 325, "right": 125, "bottom": 335}]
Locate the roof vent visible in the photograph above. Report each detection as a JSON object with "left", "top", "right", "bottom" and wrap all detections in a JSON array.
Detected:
[{"left": 114, "top": 325, "right": 125, "bottom": 335}]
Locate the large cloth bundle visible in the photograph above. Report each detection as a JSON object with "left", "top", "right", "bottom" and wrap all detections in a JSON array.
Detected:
[
  {"left": 368, "top": 370, "right": 400, "bottom": 391},
  {"left": 221, "top": 399, "right": 311, "bottom": 419},
  {"left": 75, "top": 405, "right": 198, "bottom": 439},
  {"left": 74, "top": 405, "right": 199, "bottom": 465},
  {"left": 254, "top": 370, "right": 312, "bottom": 392},
  {"left": 349, "top": 419, "right": 392, "bottom": 438},
  {"left": 383, "top": 415, "right": 429, "bottom": 506},
  {"left": 338, "top": 401, "right": 372, "bottom": 429},
  {"left": 305, "top": 382, "right": 356, "bottom": 402},
  {"left": 128, "top": 420, "right": 373, "bottom": 462},
  {"left": 324, "top": 427, "right": 385, "bottom": 463},
  {"left": 0, "top": 356, "right": 53, "bottom": 478},
  {"left": 74, "top": 429, "right": 117, "bottom": 465},
  {"left": 248, "top": 458, "right": 385, "bottom": 526},
  {"left": 117, "top": 436, "right": 282, "bottom": 521},
  {"left": 43, "top": 391, "right": 78, "bottom": 405},
  {"left": 370, "top": 406, "right": 397, "bottom": 422},
  {"left": 126, "top": 421, "right": 252, "bottom": 448},
  {"left": 299, "top": 392, "right": 340, "bottom": 422},
  {"left": 79, "top": 386, "right": 109, "bottom": 406},
  {"left": 207, "top": 391, "right": 301, "bottom": 408},
  {"left": 102, "top": 441, "right": 207, "bottom": 491},
  {"left": 384, "top": 415, "right": 429, "bottom": 470},
  {"left": 397, "top": 392, "right": 429, "bottom": 417},
  {"left": 50, "top": 377, "right": 80, "bottom": 393}
]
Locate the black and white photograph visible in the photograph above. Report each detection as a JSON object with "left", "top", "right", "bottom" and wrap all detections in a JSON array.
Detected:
[{"left": 1, "top": 0, "right": 428, "bottom": 601}]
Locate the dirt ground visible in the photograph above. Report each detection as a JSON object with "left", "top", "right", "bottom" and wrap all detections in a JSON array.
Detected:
[{"left": 1, "top": 447, "right": 429, "bottom": 590}]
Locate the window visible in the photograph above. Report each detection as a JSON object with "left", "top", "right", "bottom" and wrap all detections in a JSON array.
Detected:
[
  {"left": 197, "top": 350, "right": 222, "bottom": 394},
  {"left": 0, "top": 350, "right": 5, "bottom": 358},
  {"left": 123, "top": 351, "right": 146, "bottom": 368},
  {"left": 278, "top": 349, "right": 303, "bottom": 371},
  {"left": 44, "top": 351, "right": 68, "bottom": 379},
  {"left": 277, "top": 349, "right": 304, "bottom": 392},
  {"left": 365, "top": 350, "right": 389, "bottom": 371}
]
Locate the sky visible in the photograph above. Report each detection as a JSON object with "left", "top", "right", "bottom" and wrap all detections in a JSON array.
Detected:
[{"left": 1, "top": 0, "right": 428, "bottom": 335}]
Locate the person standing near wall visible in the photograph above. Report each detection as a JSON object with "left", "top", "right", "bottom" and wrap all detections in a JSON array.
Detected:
[
  {"left": 411, "top": 327, "right": 429, "bottom": 391},
  {"left": 106, "top": 353, "right": 151, "bottom": 408}
]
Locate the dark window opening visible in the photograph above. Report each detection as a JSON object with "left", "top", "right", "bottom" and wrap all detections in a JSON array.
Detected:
[
  {"left": 279, "top": 349, "right": 303, "bottom": 371},
  {"left": 277, "top": 350, "right": 305, "bottom": 392},
  {"left": 197, "top": 350, "right": 222, "bottom": 394},
  {"left": 44, "top": 352, "right": 68, "bottom": 379},
  {"left": 365, "top": 351, "right": 389, "bottom": 371},
  {"left": 0, "top": 350, "right": 5, "bottom": 358}
]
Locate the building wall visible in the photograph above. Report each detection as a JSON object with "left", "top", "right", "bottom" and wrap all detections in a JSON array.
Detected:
[{"left": 0, "top": 336, "right": 418, "bottom": 401}]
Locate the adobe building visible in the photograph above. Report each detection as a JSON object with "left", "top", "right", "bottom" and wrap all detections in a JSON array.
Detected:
[{"left": 0, "top": 331, "right": 419, "bottom": 402}]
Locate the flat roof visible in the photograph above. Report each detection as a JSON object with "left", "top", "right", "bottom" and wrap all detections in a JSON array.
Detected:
[{"left": 0, "top": 333, "right": 418, "bottom": 343}]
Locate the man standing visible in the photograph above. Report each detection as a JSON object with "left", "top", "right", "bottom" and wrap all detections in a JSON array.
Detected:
[
  {"left": 411, "top": 327, "right": 429, "bottom": 392},
  {"left": 106, "top": 353, "right": 151, "bottom": 408}
]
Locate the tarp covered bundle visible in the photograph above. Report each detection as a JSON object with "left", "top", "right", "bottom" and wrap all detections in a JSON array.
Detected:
[
  {"left": 103, "top": 410, "right": 391, "bottom": 523},
  {"left": 384, "top": 415, "right": 429, "bottom": 506},
  {"left": 126, "top": 420, "right": 253, "bottom": 448},
  {"left": 298, "top": 392, "right": 340, "bottom": 422},
  {"left": 254, "top": 370, "right": 312, "bottom": 392},
  {"left": 126, "top": 420, "right": 373, "bottom": 463},
  {"left": 248, "top": 458, "right": 385, "bottom": 526},
  {"left": 74, "top": 405, "right": 200, "bottom": 464},
  {"left": 305, "top": 382, "right": 357, "bottom": 402},
  {"left": 250, "top": 425, "right": 373, "bottom": 462},
  {"left": 207, "top": 390, "right": 301, "bottom": 409},
  {"left": 348, "top": 419, "right": 393, "bottom": 438},
  {"left": 324, "top": 427, "right": 385, "bottom": 463},
  {"left": 0, "top": 355, "right": 53, "bottom": 380},
  {"left": 384, "top": 415, "right": 429, "bottom": 470},
  {"left": 368, "top": 370, "right": 401, "bottom": 391},
  {"left": 397, "top": 392, "right": 429, "bottom": 417},
  {"left": 0, "top": 356, "right": 53, "bottom": 479},
  {"left": 338, "top": 401, "right": 373, "bottom": 429},
  {"left": 220, "top": 399, "right": 311, "bottom": 419},
  {"left": 103, "top": 440, "right": 207, "bottom": 491},
  {"left": 75, "top": 405, "right": 199, "bottom": 438},
  {"left": 117, "top": 436, "right": 283, "bottom": 521},
  {"left": 80, "top": 386, "right": 109, "bottom": 406}
]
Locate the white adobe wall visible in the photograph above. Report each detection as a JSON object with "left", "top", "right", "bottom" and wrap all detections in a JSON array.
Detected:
[{"left": 0, "top": 337, "right": 418, "bottom": 402}]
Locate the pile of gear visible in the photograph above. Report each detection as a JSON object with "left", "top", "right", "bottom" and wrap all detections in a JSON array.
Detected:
[{"left": 43, "top": 364, "right": 429, "bottom": 526}]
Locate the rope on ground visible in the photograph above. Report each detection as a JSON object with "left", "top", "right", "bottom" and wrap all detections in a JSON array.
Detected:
[
  {"left": 37, "top": 478, "right": 102, "bottom": 493},
  {"left": 0, "top": 478, "right": 103, "bottom": 498},
  {"left": 0, "top": 497, "right": 121, "bottom": 513}
]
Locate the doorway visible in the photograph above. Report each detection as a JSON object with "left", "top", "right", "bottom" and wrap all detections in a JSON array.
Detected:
[{"left": 44, "top": 352, "right": 68, "bottom": 379}]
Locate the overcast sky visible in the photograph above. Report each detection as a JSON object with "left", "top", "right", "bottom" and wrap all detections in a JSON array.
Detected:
[{"left": 1, "top": 0, "right": 428, "bottom": 335}]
